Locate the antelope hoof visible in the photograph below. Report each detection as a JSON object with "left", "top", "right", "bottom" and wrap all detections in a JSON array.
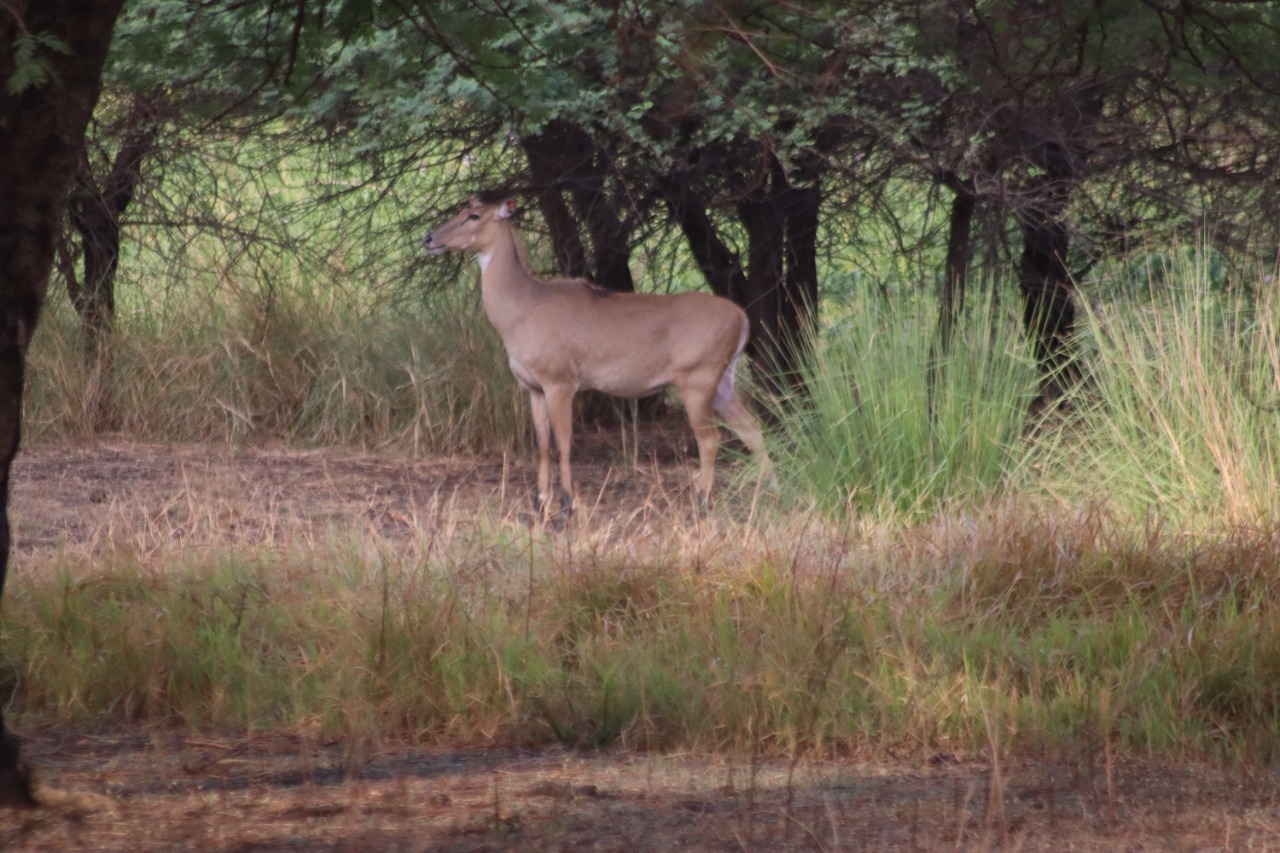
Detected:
[{"left": 533, "top": 490, "right": 573, "bottom": 530}]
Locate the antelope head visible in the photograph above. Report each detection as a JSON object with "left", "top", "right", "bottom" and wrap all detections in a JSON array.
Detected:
[{"left": 422, "top": 197, "right": 517, "bottom": 255}]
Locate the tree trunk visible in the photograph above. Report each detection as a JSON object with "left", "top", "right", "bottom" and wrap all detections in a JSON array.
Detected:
[
  {"left": 65, "top": 97, "right": 157, "bottom": 431},
  {"left": 522, "top": 120, "right": 634, "bottom": 291},
  {"left": 939, "top": 175, "right": 976, "bottom": 351},
  {"left": 68, "top": 96, "right": 158, "bottom": 364},
  {"left": 736, "top": 157, "right": 820, "bottom": 383},
  {"left": 660, "top": 162, "right": 819, "bottom": 387},
  {"left": 1017, "top": 140, "right": 1082, "bottom": 411},
  {"left": 781, "top": 180, "right": 821, "bottom": 361},
  {"left": 1011, "top": 86, "right": 1104, "bottom": 413},
  {"left": 0, "top": 0, "right": 124, "bottom": 805},
  {"left": 927, "top": 177, "right": 978, "bottom": 427},
  {"left": 1019, "top": 210, "right": 1078, "bottom": 406},
  {"left": 656, "top": 176, "right": 747, "bottom": 302}
]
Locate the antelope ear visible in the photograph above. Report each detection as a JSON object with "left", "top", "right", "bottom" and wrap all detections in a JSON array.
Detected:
[{"left": 496, "top": 199, "right": 518, "bottom": 219}]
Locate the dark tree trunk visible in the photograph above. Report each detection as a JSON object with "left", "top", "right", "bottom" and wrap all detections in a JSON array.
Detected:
[
  {"left": 781, "top": 180, "right": 821, "bottom": 360},
  {"left": 522, "top": 120, "right": 635, "bottom": 291},
  {"left": 1017, "top": 141, "right": 1082, "bottom": 410},
  {"left": 1018, "top": 210, "right": 1078, "bottom": 403},
  {"left": 939, "top": 175, "right": 976, "bottom": 351},
  {"left": 0, "top": 0, "right": 124, "bottom": 805},
  {"left": 1009, "top": 87, "right": 1104, "bottom": 413},
  {"left": 738, "top": 196, "right": 786, "bottom": 351},
  {"left": 65, "top": 97, "right": 157, "bottom": 430},
  {"left": 659, "top": 160, "right": 820, "bottom": 387},
  {"left": 927, "top": 176, "right": 978, "bottom": 426},
  {"left": 735, "top": 156, "right": 820, "bottom": 382},
  {"left": 570, "top": 186, "right": 634, "bottom": 293},
  {"left": 68, "top": 97, "right": 158, "bottom": 364},
  {"left": 655, "top": 176, "right": 747, "bottom": 302}
]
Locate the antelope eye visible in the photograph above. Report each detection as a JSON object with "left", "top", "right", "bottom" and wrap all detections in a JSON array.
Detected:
[{"left": 467, "top": 213, "right": 481, "bottom": 221}]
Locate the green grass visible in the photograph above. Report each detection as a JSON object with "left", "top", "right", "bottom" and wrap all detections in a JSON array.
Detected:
[
  {"left": 5, "top": 507, "right": 1280, "bottom": 765},
  {"left": 1028, "top": 249, "right": 1280, "bottom": 527},
  {"left": 769, "top": 297, "right": 1038, "bottom": 518}
]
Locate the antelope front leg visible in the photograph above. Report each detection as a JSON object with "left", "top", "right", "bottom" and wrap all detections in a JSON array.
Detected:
[
  {"left": 544, "top": 384, "right": 576, "bottom": 516},
  {"left": 528, "top": 390, "right": 554, "bottom": 510}
]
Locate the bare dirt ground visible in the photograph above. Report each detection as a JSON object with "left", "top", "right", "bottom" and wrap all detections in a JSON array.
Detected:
[{"left": 3, "top": 437, "right": 1280, "bottom": 850}]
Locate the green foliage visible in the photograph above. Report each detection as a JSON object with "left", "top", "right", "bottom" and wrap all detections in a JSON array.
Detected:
[{"left": 5, "top": 31, "right": 71, "bottom": 95}]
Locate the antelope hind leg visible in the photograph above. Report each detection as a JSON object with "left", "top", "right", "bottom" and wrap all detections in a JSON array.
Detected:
[
  {"left": 714, "top": 392, "right": 776, "bottom": 488},
  {"left": 679, "top": 382, "right": 722, "bottom": 502}
]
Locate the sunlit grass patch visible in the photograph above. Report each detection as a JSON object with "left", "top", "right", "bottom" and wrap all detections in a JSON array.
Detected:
[{"left": 25, "top": 286, "right": 527, "bottom": 455}]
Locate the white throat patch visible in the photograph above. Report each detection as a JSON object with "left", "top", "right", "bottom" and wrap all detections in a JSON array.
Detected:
[{"left": 478, "top": 253, "right": 492, "bottom": 273}]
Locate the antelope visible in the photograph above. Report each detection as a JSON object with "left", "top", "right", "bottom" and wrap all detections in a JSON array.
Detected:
[{"left": 423, "top": 197, "right": 772, "bottom": 517}]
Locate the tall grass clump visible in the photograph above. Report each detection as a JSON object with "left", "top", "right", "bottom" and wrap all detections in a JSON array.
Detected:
[
  {"left": 1031, "top": 248, "right": 1280, "bottom": 526},
  {"left": 772, "top": 296, "right": 1038, "bottom": 517},
  {"left": 23, "top": 282, "right": 528, "bottom": 455}
]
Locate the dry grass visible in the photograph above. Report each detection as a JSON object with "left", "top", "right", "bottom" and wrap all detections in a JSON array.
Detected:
[{"left": 4, "top": 442, "right": 1280, "bottom": 846}]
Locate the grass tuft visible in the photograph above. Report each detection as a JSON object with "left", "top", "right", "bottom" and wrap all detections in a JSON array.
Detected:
[{"left": 770, "top": 298, "right": 1037, "bottom": 519}]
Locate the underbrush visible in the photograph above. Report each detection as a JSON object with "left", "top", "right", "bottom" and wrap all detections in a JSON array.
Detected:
[
  {"left": 23, "top": 287, "right": 527, "bottom": 455},
  {"left": 5, "top": 506, "right": 1280, "bottom": 767},
  {"left": 1030, "top": 253, "right": 1280, "bottom": 527}
]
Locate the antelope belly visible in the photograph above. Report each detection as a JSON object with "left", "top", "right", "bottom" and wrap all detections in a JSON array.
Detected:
[{"left": 589, "top": 369, "right": 671, "bottom": 398}]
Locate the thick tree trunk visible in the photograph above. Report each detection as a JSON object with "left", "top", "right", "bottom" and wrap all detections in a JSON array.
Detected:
[
  {"left": 1017, "top": 140, "right": 1082, "bottom": 411},
  {"left": 736, "top": 158, "right": 820, "bottom": 382},
  {"left": 66, "top": 99, "right": 157, "bottom": 431},
  {"left": 927, "top": 177, "right": 978, "bottom": 426},
  {"left": 660, "top": 165, "right": 819, "bottom": 386},
  {"left": 1019, "top": 210, "right": 1078, "bottom": 407},
  {"left": 0, "top": 0, "right": 124, "bottom": 805},
  {"left": 1010, "top": 88, "right": 1103, "bottom": 413},
  {"left": 522, "top": 120, "right": 635, "bottom": 291},
  {"left": 656, "top": 176, "right": 747, "bottom": 302},
  {"left": 781, "top": 181, "right": 821, "bottom": 359}
]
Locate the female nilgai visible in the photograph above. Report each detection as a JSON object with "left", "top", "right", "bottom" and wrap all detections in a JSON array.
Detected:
[{"left": 423, "top": 197, "right": 771, "bottom": 517}]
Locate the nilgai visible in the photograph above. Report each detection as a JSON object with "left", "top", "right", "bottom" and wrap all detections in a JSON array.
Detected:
[{"left": 423, "top": 197, "right": 771, "bottom": 517}]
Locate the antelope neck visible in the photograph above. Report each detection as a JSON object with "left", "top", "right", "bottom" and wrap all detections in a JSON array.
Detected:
[{"left": 477, "top": 224, "right": 539, "bottom": 335}]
